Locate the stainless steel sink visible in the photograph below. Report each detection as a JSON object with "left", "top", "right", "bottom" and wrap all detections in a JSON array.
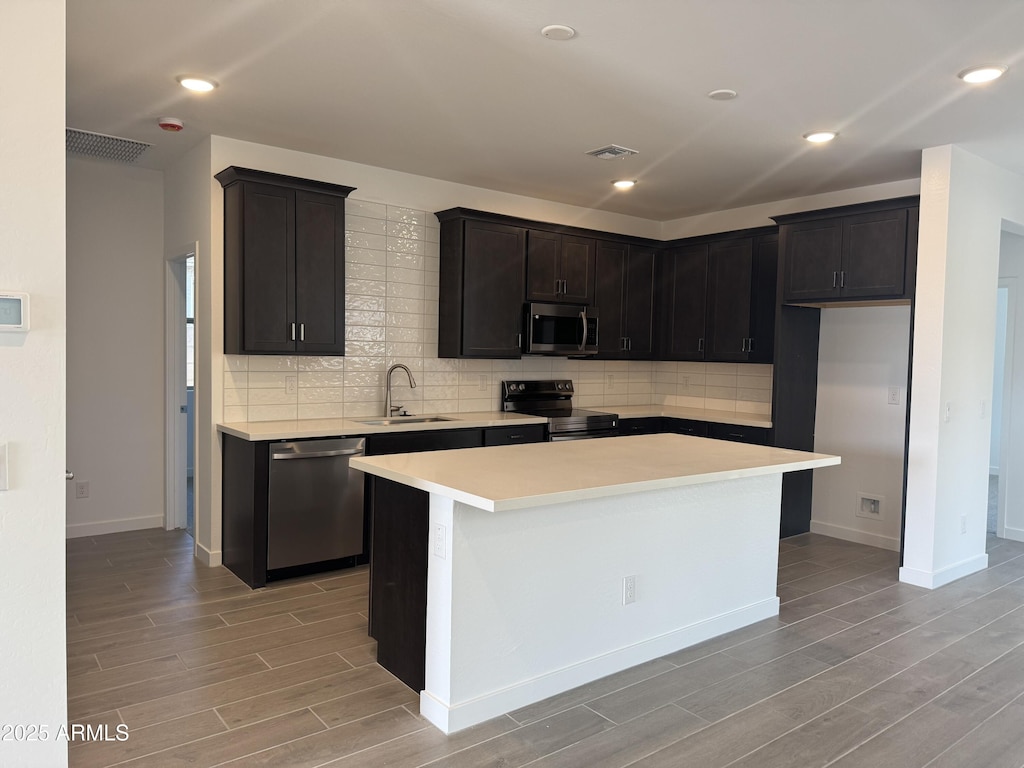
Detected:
[{"left": 353, "top": 416, "right": 455, "bottom": 426}]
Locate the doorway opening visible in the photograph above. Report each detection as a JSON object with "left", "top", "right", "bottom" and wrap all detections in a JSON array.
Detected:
[
  {"left": 165, "top": 246, "right": 198, "bottom": 538},
  {"left": 990, "top": 278, "right": 1014, "bottom": 539}
]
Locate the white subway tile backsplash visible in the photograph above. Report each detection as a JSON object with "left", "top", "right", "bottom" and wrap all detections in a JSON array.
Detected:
[
  {"left": 346, "top": 214, "right": 388, "bottom": 235},
  {"left": 387, "top": 236, "right": 425, "bottom": 255},
  {"left": 346, "top": 232, "right": 388, "bottom": 251},
  {"left": 249, "top": 404, "right": 298, "bottom": 422},
  {"left": 386, "top": 221, "right": 425, "bottom": 241},
  {"left": 386, "top": 205, "right": 426, "bottom": 225},
  {"left": 346, "top": 278, "right": 387, "bottom": 297},
  {"left": 298, "top": 402, "right": 347, "bottom": 420},
  {"left": 347, "top": 295, "right": 387, "bottom": 312},
  {"left": 346, "top": 325, "right": 387, "bottom": 341},
  {"left": 221, "top": 202, "right": 774, "bottom": 425},
  {"left": 347, "top": 199, "right": 387, "bottom": 219},
  {"left": 223, "top": 405, "right": 248, "bottom": 422},
  {"left": 224, "top": 388, "right": 248, "bottom": 406},
  {"left": 248, "top": 356, "right": 298, "bottom": 372}
]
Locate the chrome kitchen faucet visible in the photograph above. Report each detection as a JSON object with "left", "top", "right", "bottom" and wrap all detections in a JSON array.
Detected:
[{"left": 384, "top": 363, "right": 417, "bottom": 417}]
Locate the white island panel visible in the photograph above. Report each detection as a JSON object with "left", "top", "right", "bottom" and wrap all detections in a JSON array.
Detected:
[{"left": 421, "top": 473, "right": 783, "bottom": 733}]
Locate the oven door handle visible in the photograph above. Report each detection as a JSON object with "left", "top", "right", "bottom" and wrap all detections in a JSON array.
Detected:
[{"left": 579, "top": 308, "right": 588, "bottom": 351}]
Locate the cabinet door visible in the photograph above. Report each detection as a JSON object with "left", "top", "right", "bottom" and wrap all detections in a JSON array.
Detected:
[
  {"left": 623, "top": 246, "right": 656, "bottom": 358},
  {"left": 595, "top": 241, "right": 627, "bottom": 358},
  {"left": 708, "top": 422, "right": 770, "bottom": 445},
  {"left": 462, "top": 221, "right": 526, "bottom": 357},
  {"left": 559, "top": 235, "right": 596, "bottom": 304},
  {"left": 658, "top": 244, "right": 707, "bottom": 360},
  {"left": 294, "top": 190, "right": 346, "bottom": 354},
  {"left": 782, "top": 219, "right": 842, "bottom": 302},
  {"left": 840, "top": 209, "right": 907, "bottom": 298},
  {"left": 526, "top": 230, "right": 561, "bottom": 302},
  {"left": 242, "top": 182, "right": 296, "bottom": 352},
  {"left": 482, "top": 424, "right": 547, "bottom": 446},
  {"left": 706, "top": 239, "right": 753, "bottom": 362}
]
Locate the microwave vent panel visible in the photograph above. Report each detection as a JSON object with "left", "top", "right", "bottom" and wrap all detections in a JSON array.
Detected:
[{"left": 66, "top": 128, "right": 151, "bottom": 163}]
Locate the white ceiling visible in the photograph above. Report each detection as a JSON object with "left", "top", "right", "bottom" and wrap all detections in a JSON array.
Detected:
[{"left": 66, "top": 0, "right": 1024, "bottom": 220}]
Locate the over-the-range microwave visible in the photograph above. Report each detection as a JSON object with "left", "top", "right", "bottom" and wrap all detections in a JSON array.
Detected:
[{"left": 522, "top": 302, "right": 598, "bottom": 356}]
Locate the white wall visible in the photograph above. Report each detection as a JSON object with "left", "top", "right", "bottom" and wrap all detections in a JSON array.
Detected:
[
  {"left": 164, "top": 139, "right": 214, "bottom": 563},
  {"left": 66, "top": 157, "right": 165, "bottom": 536},
  {"left": 990, "top": 283, "right": 1009, "bottom": 473},
  {"left": 902, "top": 145, "right": 1024, "bottom": 588},
  {"left": 997, "top": 232, "right": 1024, "bottom": 541},
  {"left": 0, "top": 0, "right": 68, "bottom": 764},
  {"left": 811, "top": 306, "right": 910, "bottom": 550},
  {"left": 661, "top": 179, "right": 921, "bottom": 238}
]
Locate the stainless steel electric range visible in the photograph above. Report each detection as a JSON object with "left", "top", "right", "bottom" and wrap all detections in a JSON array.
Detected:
[{"left": 501, "top": 379, "right": 618, "bottom": 441}]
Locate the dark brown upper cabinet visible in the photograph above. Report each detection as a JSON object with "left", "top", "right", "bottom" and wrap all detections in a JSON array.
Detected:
[
  {"left": 437, "top": 211, "right": 526, "bottom": 358},
  {"left": 526, "top": 230, "right": 596, "bottom": 304},
  {"left": 775, "top": 197, "right": 919, "bottom": 304},
  {"left": 217, "top": 167, "right": 355, "bottom": 355},
  {"left": 657, "top": 229, "right": 777, "bottom": 363},
  {"left": 595, "top": 242, "right": 656, "bottom": 359}
]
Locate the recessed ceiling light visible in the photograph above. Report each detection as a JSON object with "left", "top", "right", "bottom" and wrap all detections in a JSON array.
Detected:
[
  {"left": 541, "top": 24, "right": 576, "bottom": 41},
  {"left": 803, "top": 131, "right": 838, "bottom": 144},
  {"left": 707, "top": 89, "right": 738, "bottom": 101},
  {"left": 176, "top": 75, "right": 218, "bottom": 92},
  {"left": 612, "top": 180, "right": 636, "bottom": 190},
  {"left": 957, "top": 65, "right": 1007, "bottom": 84}
]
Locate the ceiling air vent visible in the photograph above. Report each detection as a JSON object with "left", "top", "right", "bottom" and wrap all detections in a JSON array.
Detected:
[
  {"left": 585, "top": 144, "right": 639, "bottom": 160},
  {"left": 66, "top": 128, "right": 151, "bottom": 163}
]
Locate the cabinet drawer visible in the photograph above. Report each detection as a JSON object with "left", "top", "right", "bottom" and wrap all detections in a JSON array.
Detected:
[
  {"left": 364, "top": 428, "right": 483, "bottom": 456},
  {"left": 668, "top": 419, "right": 709, "bottom": 437},
  {"left": 707, "top": 423, "right": 770, "bottom": 445},
  {"left": 619, "top": 417, "right": 666, "bottom": 435},
  {"left": 483, "top": 424, "right": 547, "bottom": 446}
]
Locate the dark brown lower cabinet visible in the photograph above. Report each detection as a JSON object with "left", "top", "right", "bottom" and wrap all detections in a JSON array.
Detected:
[{"left": 367, "top": 477, "right": 430, "bottom": 692}]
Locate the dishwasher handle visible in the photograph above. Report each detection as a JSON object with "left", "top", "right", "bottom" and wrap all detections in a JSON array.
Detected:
[{"left": 270, "top": 439, "right": 365, "bottom": 461}]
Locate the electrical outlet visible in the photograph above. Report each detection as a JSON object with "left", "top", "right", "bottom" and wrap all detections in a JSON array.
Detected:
[
  {"left": 960, "top": 515, "right": 968, "bottom": 535},
  {"left": 944, "top": 402, "right": 952, "bottom": 423},
  {"left": 887, "top": 386, "right": 901, "bottom": 405},
  {"left": 607, "top": 373, "right": 616, "bottom": 391},
  {"left": 432, "top": 523, "right": 446, "bottom": 559},
  {"left": 285, "top": 375, "right": 297, "bottom": 395},
  {"left": 75, "top": 481, "right": 90, "bottom": 499},
  {"left": 680, "top": 375, "right": 689, "bottom": 390},
  {"left": 478, "top": 374, "right": 488, "bottom": 392},
  {"left": 622, "top": 575, "right": 636, "bottom": 605}
]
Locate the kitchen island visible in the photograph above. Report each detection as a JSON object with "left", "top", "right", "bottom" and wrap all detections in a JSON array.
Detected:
[{"left": 352, "top": 433, "right": 839, "bottom": 734}]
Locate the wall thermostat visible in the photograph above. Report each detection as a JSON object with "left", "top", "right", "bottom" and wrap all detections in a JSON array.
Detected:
[{"left": 0, "top": 292, "right": 29, "bottom": 332}]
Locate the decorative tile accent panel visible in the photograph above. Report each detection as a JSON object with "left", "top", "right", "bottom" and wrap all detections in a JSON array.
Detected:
[{"left": 222, "top": 200, "right": 774, "bottom": 422}]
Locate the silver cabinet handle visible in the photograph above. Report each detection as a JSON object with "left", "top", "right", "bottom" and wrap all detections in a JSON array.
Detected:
[
  {"left": 832, "top": 271, "right": 838, "bottom": 288},
  {"left": 300, "top": 323, "right": 305, "bottom": 342},
  {"left": 698, "top": 337, "right": 704, "bottom": 353},
  {"left": 579, "top": 309, "right": 588, "bottom": 351},
  {"left": 65, "top": 470, "right": 74, "bottom": 480},
  {"left": 291, "top": 322, "right": 296, "bottom": 341},
  {"left": 272, "top": 447, "right": 364, "bottom": 460},
  {"left": 840, "top": 271, "right": 846, "bottom": 288}
]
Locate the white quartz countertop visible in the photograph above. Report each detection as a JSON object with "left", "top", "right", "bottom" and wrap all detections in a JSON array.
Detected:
[
  {"left": 351, "top": 433, "right": 838, "bottom": 512},
  {"left": 217, "top": 411, "right": 546, "bottom": 441},
  {"left": 600, "top": 405, "right": 772, "bottom": 429}
]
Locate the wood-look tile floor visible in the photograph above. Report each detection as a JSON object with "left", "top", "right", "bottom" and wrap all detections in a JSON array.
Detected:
[{"left": 66, "top": 529, "right": 1024, "bottom": 768}]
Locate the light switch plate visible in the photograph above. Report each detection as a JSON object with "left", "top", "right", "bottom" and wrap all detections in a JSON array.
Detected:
[{"left": 0, "top": 442, "right": 7, "bottom": 490}]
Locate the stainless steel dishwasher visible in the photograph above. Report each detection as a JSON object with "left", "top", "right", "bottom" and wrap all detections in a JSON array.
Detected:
[{"left": 267, "top": 438, "right": 366, "bottom": 570}]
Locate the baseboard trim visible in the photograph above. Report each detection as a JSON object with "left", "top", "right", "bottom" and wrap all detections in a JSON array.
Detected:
[
  {"left": 899, "top": 553, "right": 989, "bottom": 589},
  {"left": 810, "top": 520, "right": 900, "bottom": 551},
  {"left": 66, "top": 515, "right": 164, "bottom": 539},
  {"left": 194, "top": 541, "right": 222, "bottom": 568},
  {"left": 1001, "top": 525, "right": 1024, "bottom": 544},
  {"left": 420, "top": 597, "right": 780, "bottom": 734}
]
